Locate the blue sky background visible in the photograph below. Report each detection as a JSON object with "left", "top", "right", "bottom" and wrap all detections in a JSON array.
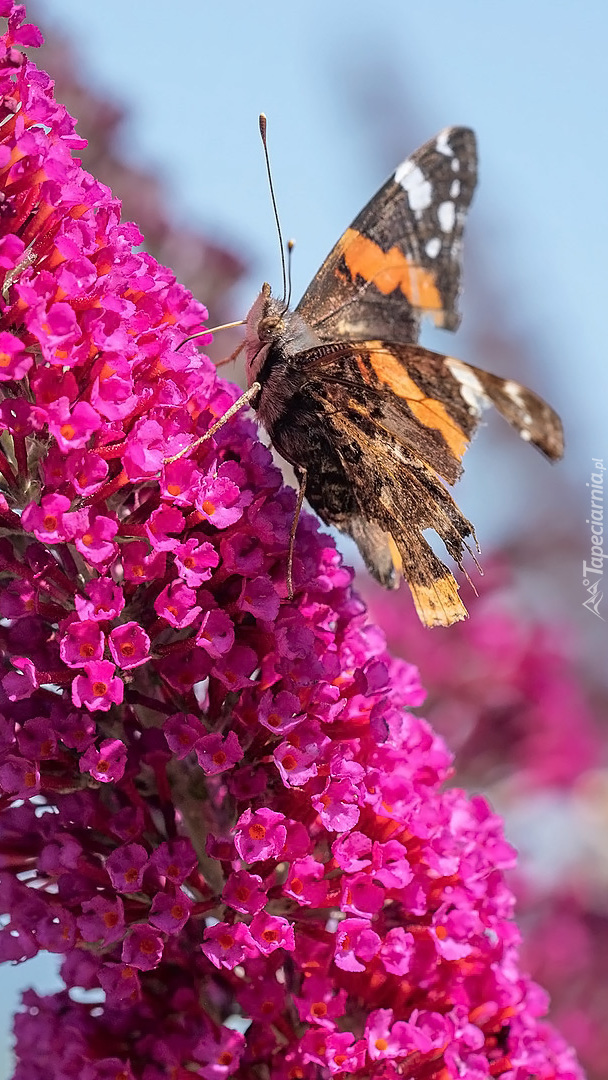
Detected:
[{"left": 1, "top": 1, "right": 607, "bottom": 1074}]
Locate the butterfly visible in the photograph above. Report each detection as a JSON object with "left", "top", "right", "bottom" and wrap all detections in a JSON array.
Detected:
[{"left": 182, "top": 126, "right": 564, "bottom": 627}]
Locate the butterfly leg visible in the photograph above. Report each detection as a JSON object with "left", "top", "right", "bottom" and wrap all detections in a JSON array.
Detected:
[
  {"left": 287, "top": 467, "right": 307, "bottom": 601},
  {"left": 165, "top": 381, "right": 261, "bottom": 464}
]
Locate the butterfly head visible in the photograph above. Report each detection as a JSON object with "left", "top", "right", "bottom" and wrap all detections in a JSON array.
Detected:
[{"left": 244, "top": 282, "right": 287, "bottom": 384}]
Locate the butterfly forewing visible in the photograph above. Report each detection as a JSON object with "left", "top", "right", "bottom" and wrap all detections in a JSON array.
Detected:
[{"left": 296, "top": 126, "right": 477, "bottom": 344}]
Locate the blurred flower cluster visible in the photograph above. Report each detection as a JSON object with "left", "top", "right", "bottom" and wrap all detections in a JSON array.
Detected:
[
  {"left": 364, "top": 564, "right": 607, "bottom": 1080},
  {"left": 0, "top": 5, "right": 585, "bottom": 1079}
]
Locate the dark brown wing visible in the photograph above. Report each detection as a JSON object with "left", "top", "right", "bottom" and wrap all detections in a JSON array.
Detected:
[
  {"left": 263, "top": 340, "right": 563, "bottom": 627},
  {"left": 295, "top": 127, "right": 477, "bottom": 344}
]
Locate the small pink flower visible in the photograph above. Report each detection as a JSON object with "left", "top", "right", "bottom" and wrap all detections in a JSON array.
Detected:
[
  {"left": 74, "top": 510, "right": 119, "bottom": 567},
  {"left": 106, "top": 843, "right": 149, "bottom": 892},
  {"left": 212, "top": 644, "right": 258, "bottom": 690},
  {"left": 202, "top": 921, "right": 253, "bottom": 970},
  {"left": 21, "top": 493, "right": 77, "bottom": 543},
  {"left": 334, "top": 917, "right": 381, "bottom": 972},
  {"left": 341, "top": 873, "right": 384, "bottom": 918},
  {"left": 145, "top": 505, "right": 185, "bottom": 551},
  {"left": 155, "top": 579, "right": 201, "bottom": 628},
  {"left": 195, "top": 1027, "right": 245, "bottom": 1080},
  {"left": 365, "top": 1009, "right": 410, "bottom": 1061},
  {"left": 237, "top": 575, "right": 280, "bottom": 621},
  {"left": 222, "top": 870, "right": 267, "bottom": 915},
  {"left": 164, "top": 712, "right": 207, "bottom": 758},
  {"left": 379, "top": 927, "right": 415, "bottom": 975},
  {"left": 258, "top": 689, "right": 304, "bottom": 735},
  {"left": 79, "top": 738, "right": 127, "bottom": 783},
  {"left": 160, "top": 458, "right": 200, "bottom": 507},
  {"left": 196, "top": 730, "right": 243, "bottom": 775},
  {"left": 274, "top": 739, "right": 318, "bottom": 787},
  {"left": 59, "top": 618, "right": 105, "bottom": 668},
  {"left": 196, "top": 609, "right": 235, "bottom": 658},
  {"left": 0, "top": 330, "right": 32, "bottom": 380},
  {"left": 78, "top": 896, "right": 125, "bottom": 945},
  {"left": 122, "top": 924, "right": 164, "bottom": 970},
  {"left": 294, "top": 977, "right": 347, "bottom": 1030},
  {"left": 45, "top": 398, "right": 101, "bottom": 451},
  {"left": 197, "top": 474, "right": 244, "bottom": 529},
  {"left": 0, "top": 755, "right": 40, "bottom": 797},
  {"left": 332, "top": 831, "right": 372, "bottom": 873},
  {"left": 74, "top": 578, "right": 125, "bottom": 622},
  {"left": 174, "top": 537, "right": 219, "bottom": 586},
  {"left": 98, "top": 962, "right": 141, "bottom": 1004},
  {"left": 151, "top": 838, "right": 198, "bottom": 884},
  {"left": 149, "top": 889, "right": 192, "bottom": 934},
  {"left": 312, "top": 776, "right": 362, "bottom": 832},
  {"left": 249, "top": 912, "right": 295, "bottom": 955},
  {"left": 121, "top": 539, "right": 167, "bottom": 583},
  {"left": 284, "top": 856, "right": 328, "bottom": 907},
  {"left": 72, "top": 660, "right": 124, "bottom": 712},
  {"left": 108, "top": 622, "right": 151, "bottom": 669},
  {"left": 234, "top": 808, "right": 287, "bottom": 863}
]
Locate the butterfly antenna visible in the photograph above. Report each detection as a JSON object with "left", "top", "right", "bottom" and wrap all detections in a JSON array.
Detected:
[
  {"left": 285, "top": 238, "right": 295, "bottom": 311},
  {"left": 259, "top": 113, "right": 287, "bottom": 304}
]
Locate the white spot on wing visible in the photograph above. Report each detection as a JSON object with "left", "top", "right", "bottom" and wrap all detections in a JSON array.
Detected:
[
  {"left": 503, "top": 380, "right": 533, "bottom": 425},
  {"left": 436, "top": 130, "right": 454, "bottom": 156},
  {"left": 451, "top": 158, "right": 460, "bottom": 172},
  {"left": 446, "top": 358, "right": 490, "bottom": 416},
  {"left": 425, "top": 237, "right": 441, "bottom": 259},
  {"left": 450, "top": 179, "right": 461, "bottom": 198},
  {"left": 394, "top": 161, "right": 432, "bottom": 212},
  {"left": 438, "top": 201, "right": 455, "bottom": 232}
]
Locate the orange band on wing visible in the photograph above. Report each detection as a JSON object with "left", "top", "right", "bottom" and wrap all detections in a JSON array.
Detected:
[
  {"left": 368, "top": 346, "right": 469, "bottom": 460},
  {"left": 342, "top": 228, "right": 442, "bottom": 311}
]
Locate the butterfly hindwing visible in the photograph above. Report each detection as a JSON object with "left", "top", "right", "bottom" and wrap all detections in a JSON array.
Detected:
[
  {"left": 262, "top": 339, "right": 563, "bottom": 624},
  {"left": 295, "top": 126, "right": 477, "bottom": 345}
]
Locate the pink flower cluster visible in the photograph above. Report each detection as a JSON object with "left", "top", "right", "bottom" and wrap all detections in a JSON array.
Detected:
[
  {"left": 0, "top": 7, "right": 583, "bottom": 1080},
  {"left": 365, "top": 570, "right": 606, "bottom": 1080}
]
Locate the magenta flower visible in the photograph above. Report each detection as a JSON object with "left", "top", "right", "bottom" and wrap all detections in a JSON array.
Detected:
[
  {"left": 249, "top": 912, "right": 295, "bottom": 955},
  {"left": 0, "top": 330, "right": 32, "bottom": 380},
  {"left": 195, "top": 730, "right": 243, "bottom": 774},
  {"left": 202, "top": 921, "right": 254, "bottom": 970},
  {"left": 122, "top": 924, "right": 165, "bottom": 970},
  {"left": 334, "top": 917, "right": 381, "bottom": 972},
  {"left": 150, "top": 837, "right": 198, "bottom": 884},
  {"left": 234, "top": 808, "right": 288, "bottom": 863},
  {"left": 77, "top": 896, "right": 126, "bottom": 945},
  {"left": 222, "top": 869, "right": 267, "bottom": 914},
  {"left": 164, "top": 711, "right": 207, "bottom": 758},
  {"left": 105, "top": 843, "right": 149, "bottom": 892},
  {"left": 59, "top": 617, "right": 105, "bottom": 668},
  {"left": 154, "top": 579, "right": 201, "bottom": 628},
  {"left": 0, "top": 10, "right": 585, "bottom": 1080},
  {"left": 79, "top": 737, "right": 127, "bottom": 782},
  {"left": 108, "top": 622, "right": 151, "bottom": 669},
  {"left": 72, "top": 660, "right": 124, "bottom": 711},
  {"left": 21, "top": 493, "right": 77, "bottom": 542},
  {"left": 149, "top": 888, "right": 192, "bottom": 934}
]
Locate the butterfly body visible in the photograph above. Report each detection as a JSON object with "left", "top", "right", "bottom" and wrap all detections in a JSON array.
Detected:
[{"left": 236, "top": 127, "right": 563, "bottom": 627}]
